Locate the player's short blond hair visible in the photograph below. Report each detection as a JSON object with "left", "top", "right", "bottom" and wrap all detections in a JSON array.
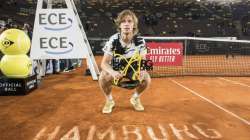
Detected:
[{"left": 115, "top": 10, "right": 138, "bottom": 35}]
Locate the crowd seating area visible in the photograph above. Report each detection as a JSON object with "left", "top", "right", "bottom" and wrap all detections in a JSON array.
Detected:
[
  {"left": 79, "top": 0, "right": 250, "bottom": 39},
  {"left": 1, "top": 0, "right": 250, "bottom": 39}
]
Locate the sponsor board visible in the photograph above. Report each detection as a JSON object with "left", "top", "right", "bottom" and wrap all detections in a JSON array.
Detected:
[
  {"left": 0, "top": 75, "right": 37, "bottom": 95},
  {"left": 146, "top": 42, "right": 183, "bottom": 66}
]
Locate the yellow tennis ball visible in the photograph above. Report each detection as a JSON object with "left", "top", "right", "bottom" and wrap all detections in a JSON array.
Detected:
[
  {"left": 0, "top": 28, "right": 30, "bottom": 55},
  {"left": 0, "top": 55, "right": 32, "bottom": 78}
]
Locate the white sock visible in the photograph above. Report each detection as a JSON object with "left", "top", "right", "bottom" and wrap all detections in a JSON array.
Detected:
[
  {"left": 106, "top": 94, "right": 113, "bottom": 101},
  {"left": 132, "top": 92, "right": 139, "bottom": 98}
]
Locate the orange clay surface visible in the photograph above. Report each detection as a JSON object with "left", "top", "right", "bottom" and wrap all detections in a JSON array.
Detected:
[{"left": 0, "top": 56, "right": 249, "bottom": 140}]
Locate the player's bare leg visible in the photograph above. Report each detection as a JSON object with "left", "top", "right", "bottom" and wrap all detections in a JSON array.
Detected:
[
  {"left": 99, "top": 71, "right": 115, "bottom": 114},
  {"left": 130, "top": 72, "right": 151, "bottom": 111}
]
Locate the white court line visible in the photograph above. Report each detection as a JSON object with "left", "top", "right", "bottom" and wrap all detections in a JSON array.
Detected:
[
  {"left": 217, "top": 77, "right": 250, "bottom": 88},
  {"left": 171, "top": 79, "right": 250, "bottom": 126}
]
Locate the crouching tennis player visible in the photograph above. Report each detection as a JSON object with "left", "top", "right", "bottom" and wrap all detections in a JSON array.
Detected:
[{"left": 98, "top": 10, "right": 151, "bottom": 114}]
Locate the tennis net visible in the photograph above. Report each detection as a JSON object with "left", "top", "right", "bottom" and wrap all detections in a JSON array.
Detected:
[{"left": 143, "top": 36, "right": 250, "bottom": 77}]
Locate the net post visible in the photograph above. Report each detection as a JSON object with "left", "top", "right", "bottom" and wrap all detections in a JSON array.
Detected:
[{"left": 184, "top": 39, "right": 188, "bottom": 76}]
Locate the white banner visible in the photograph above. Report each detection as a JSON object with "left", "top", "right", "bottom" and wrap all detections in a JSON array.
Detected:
[{"left": 30, "top": 8, "right": 87, "bottom": 59}]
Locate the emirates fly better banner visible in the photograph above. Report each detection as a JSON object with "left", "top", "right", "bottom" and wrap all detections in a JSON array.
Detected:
[{"left": 146, "top": 42, "right": 183, "bottom": 66}]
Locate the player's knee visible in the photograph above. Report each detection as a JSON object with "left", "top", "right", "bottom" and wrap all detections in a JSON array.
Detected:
[
  {"left": 141, "top": 72, "right": 151, "bottom": 87},
  {"left": 99, "top": 71, "right": 113, "bottom": 82}
]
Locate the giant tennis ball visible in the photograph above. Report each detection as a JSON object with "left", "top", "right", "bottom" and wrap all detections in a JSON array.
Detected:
[
  {"left": 0, "top": 29, "right": 30, "bottom": 55},
  {"left": 0, "top": 55, "right": 32, "bottom": 78}
]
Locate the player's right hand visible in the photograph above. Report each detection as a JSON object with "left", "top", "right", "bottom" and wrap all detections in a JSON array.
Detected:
[{"left": 112, "top": 71, "right": 123, "bottom": 80}]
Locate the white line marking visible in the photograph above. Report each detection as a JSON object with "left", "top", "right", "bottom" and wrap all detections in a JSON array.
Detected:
[
  {"left": 33, "top": 127, "right": 47, "bottom": 140},
  {"left": 171, "top": 79, "right": 250, "bottom": 126},
  {"left": 217, "top": 77, "right": 250, "bottom": 88}
]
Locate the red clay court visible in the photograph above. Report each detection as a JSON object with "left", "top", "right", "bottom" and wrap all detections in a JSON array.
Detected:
[{"left": 0, "top": 56, "right": 249, "bottom": 140}]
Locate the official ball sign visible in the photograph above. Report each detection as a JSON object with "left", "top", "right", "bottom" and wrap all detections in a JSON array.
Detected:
[
  {"left": 0, "top": 75, "right": 37, "bottom": 95},
  {"left": 146, "top": 42, "right": 183, "bottom": 66}
]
